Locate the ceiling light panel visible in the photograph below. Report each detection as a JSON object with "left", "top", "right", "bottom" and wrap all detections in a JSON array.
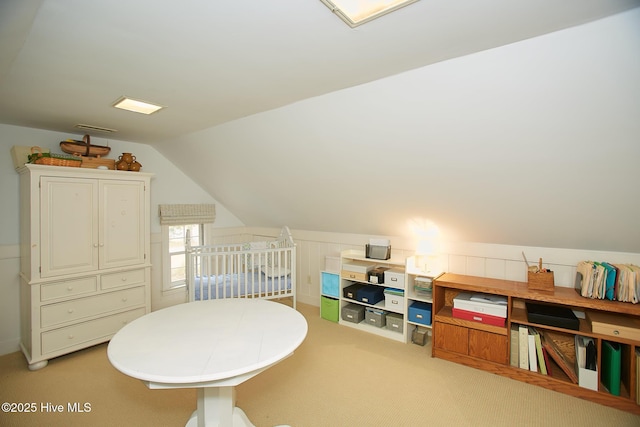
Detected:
[
  {"left": 321, "top": 0, "right": 419, "bottom": 27},
  {"left": 112, "top": 96, "right": 164, "bottom": 115}
]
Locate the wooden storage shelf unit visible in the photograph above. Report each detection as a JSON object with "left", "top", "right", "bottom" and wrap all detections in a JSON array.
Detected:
[{"left": 432, "top": 273, "right": 640, "bottom": 415}]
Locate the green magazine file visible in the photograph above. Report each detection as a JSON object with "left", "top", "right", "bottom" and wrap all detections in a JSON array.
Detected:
[{"left": 602, "top": 341, "right": 622, "bottom": 396}]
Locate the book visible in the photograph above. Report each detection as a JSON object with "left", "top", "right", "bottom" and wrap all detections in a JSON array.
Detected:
[
  {"left": 531, "top": 329, "right": 547, "bottom": 375},
  {"left": 542, "top": 347, "right": 553, "bottom": 376},
  {"left": 528, "top": 333, "right": 537, "bottom": 373},
  {"left": 518, "top": 324, "right": 529, "bottom": 370},
  {"left": 540, "top": 331, "right": 578, "bottom": 383},
  {"left": 636, "top": 349, "right": 640, "bottom": 405},
  {"left": 510, "top": 324, "right": 519, "bottom": 368}
]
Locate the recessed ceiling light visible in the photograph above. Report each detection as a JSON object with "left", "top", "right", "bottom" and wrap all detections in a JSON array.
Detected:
[
  {"left": 320, "top": 0, "right": 419, "bottom": 27},
  {"left": 112, "top": 96, "right": 164, "bottom": 115}
]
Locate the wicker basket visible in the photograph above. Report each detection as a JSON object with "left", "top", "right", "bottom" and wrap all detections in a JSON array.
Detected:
[{"left": 29, "top": 146, "right": 82, "bottom": 168}]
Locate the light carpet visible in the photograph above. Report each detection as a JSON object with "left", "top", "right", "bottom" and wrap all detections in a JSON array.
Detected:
[{"left": 1, "top": 303, "right": 639, "bottom": 427}]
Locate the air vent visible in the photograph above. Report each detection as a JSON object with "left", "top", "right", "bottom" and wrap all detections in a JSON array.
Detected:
[{"left": 74, "top": 124, "right": 118, "bottom": 133}]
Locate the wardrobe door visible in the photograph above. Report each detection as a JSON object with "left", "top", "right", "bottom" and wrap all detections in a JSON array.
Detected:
[
  {"left": 99, "top": 180, "right": 146, "bottom": 269},
  {"left": 40, "top": 177, "right": 99, "bottom": 278}
]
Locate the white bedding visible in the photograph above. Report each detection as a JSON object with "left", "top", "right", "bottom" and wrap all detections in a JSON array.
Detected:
[{"left": 193, "top": 270, "right": 292, "bottom": 300}]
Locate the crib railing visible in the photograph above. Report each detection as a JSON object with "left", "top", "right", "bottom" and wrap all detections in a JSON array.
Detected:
[{"left": 185, "top": 227, "right": 296, "bottom": 307}]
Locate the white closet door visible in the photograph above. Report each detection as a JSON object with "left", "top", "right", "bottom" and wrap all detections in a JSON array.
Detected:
[
  {"left": 100, "top": 180, "right": 146, "bottom": 269},
  {"left": 40, "top": 177, "right": 99, "bottom": 278}
]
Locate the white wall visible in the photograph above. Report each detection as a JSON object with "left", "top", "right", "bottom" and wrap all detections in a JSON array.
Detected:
[
  {"left": 0, "top": 119, "right": 639, "bottom": 356},
  {"left": 156, "top": 9, "right": 640, "bottom": 254},
  {"left": 0, "top": 124, "right": 244, "bottom": 355},
  {"left": 289, "top": 229, "right": 640, "bottom": 307}
]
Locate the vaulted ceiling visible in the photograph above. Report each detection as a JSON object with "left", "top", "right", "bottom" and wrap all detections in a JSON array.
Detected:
[
  {"left": 1, "top": 1, "right": 637, "bottom": 143},
  {"left": 2, "top": 1, "right": 639, "bottom": 253}
]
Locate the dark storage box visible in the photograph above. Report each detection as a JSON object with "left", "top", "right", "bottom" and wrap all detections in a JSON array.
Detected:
[
  {"left": 341, "top": 303, "right": 365, "bottom": 324},
  {"left": 386, "top": 312, "right": 403, "bottom": 333},
  {"left": 525, "top": 302, "right": 579, "bottom": 331},
  {"left": 343, "top": 283, "right": 365, "bottom": 300},
  {"left": 368, "top": 267, "right": 389, "bottom": 284},
  {"left": 356, "top": 285, "right": 385, "bottom": 305},
  {"left": 365, "top": 307, "right": 387, "bottom": 328},
  {"left": 408, "top": 301, "right": 432, "bottom": 326}
]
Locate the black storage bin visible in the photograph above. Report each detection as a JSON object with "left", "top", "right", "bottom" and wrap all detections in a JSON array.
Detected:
[
  {"left": 343, "top": 283, "right": 365, "bottom": 300},
  {"left": 367, "top": 267, "right": 389, "bottom": 284},
  {"left": 525, "top": 302, "right": 579, "bottom": 331},
  {"left": 356, "top": 285, "right": 385, "bottom": 305}
]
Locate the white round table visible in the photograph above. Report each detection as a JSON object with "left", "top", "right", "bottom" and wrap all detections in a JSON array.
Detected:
[{"left": 107, "top": 299, "right": 308, "bottom": 427}]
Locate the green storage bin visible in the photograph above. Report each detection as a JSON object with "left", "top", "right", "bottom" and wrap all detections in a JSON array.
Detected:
[{"left": 321, "top": 296, "right": 339, "bottom": 322}]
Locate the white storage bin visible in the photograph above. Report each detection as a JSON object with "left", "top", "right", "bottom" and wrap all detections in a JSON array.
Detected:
[
  {"left": 384, "top": 268, "right": 405, "bottom": 290},
  {"left": 384, "top": 289, "right": 404, "bottom": 313},
  {"left": 342, "top": 261, "right": 374, "bottom": 274}
]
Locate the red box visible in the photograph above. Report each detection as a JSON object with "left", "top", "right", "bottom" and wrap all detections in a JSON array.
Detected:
[{"left": 452, "top": 307, "right": 506, "bottom": 327}]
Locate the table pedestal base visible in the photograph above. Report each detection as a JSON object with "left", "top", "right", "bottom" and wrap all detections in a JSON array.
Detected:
[{"left": 185, "top": 386, "right": 255, "bottom": 427}]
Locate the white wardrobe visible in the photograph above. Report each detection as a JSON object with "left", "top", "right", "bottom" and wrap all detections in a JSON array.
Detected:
[{"left": 19, "top": 164, "right": 152, "bottom": 370}]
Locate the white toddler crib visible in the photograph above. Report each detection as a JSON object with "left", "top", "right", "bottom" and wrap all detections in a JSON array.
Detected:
[{"left": 186, "top": 226, "right": 296, "bottom": 308}]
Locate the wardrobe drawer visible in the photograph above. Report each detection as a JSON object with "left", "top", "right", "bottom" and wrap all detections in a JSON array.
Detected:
[
  {"left": 41, "top": 307, "right": 146, "bottom": 355},
  {"left": 40, "top": 277, "right": 97, "bottom": 302},
  {"left": 40, "top": 286, "right": 146, "bottom": 328},
  {"left": 101, "top": 268, "right": 146, "bottom": 290}
]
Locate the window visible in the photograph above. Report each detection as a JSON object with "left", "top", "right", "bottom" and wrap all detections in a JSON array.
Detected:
[
  {"left": 164, "top": 223, "right": 203, "bottom": 290},
  {"left": 158, "top": 204, "right": 216, "bottom": 292}
]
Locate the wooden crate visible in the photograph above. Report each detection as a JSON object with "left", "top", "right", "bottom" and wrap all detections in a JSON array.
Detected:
[{"left": 528, "top": 271, "right": 555, "bottom": 291}]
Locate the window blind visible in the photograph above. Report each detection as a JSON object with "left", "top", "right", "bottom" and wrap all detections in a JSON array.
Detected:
[{"left": 158, "top": 204, "right": 216, "bottom": 225}]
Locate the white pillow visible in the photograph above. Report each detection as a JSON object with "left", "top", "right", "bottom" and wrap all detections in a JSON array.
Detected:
[{"left": 261, "top": 266, "right": 290, "bottom": 278}]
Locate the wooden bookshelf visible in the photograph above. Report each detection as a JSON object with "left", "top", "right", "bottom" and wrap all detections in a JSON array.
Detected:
[{"left": 432, "top": 273, "right": 640, "bottom": 415}]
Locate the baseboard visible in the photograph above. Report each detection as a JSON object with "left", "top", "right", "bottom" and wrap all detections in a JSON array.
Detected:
[{"left": 0, "top": 338, "right": 21, "bottom": 357}]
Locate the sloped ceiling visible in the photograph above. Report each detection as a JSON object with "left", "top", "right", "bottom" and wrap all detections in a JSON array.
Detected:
[{"left": 1, "top": 1, "right": 639, "bottom": 252}]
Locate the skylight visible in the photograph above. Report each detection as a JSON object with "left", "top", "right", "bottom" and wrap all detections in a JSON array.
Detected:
[
  {"left": 112, "top": 96, "right": 164, "bottom": 115},
  {"left": 320, "top": 0, "right": 419, "bottom": 27}
]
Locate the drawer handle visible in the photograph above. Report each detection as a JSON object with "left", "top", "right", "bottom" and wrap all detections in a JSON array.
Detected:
[
  {"left": 349, "top": 274, "right": 356, "bottom": 279},
  {"left": 67, "top": 286, "right": 73, "bottom": 291},
  {"left": 614, "top": 330, "right": 620, "bottom": 335},
  {"left": 391, "top": 277, "right": 398, "bottom": 282},
  {"left": 67, "top": 309, "right": 74, "bottom": 314},
  {"left": 122, "top": 298, "right": 128, "bottom": 302},
  {"left": 68, "top": 335, "right": 74, "bottom": 340},
  {"left": 121, "top": 277, "right": 127, "bottom": 282}
]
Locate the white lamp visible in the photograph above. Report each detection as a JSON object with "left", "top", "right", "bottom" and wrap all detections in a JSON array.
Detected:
[{"left": 415, "top": 239, "right": 437, "bottom": 274}]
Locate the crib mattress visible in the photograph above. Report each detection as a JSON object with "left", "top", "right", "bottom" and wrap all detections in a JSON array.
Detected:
[{"left": 193, "top": 270, "right": 292, "bottom": 300}]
